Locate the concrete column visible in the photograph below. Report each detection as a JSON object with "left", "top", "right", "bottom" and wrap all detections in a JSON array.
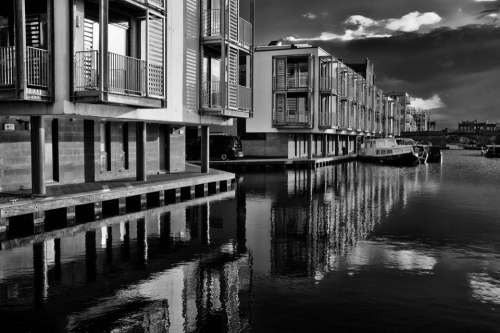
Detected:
[
  {"left": 33, "top": 242, "right": 48, "bottom": 307},
  {"left": 201, "top": 126, "right": 210, "bottom": 174},
  {"left": 136, "top": 122, "right": 147, "bottom": 182},
  {"left": 335, "top": 135, "right": 339, "bottom": 156},
  {"left": 307, "top": 134, "right": 313, "bottom": 160},
  {"left": 85, "top": 231, "right": 97, "bottom": 281},
  {"left": 31, "top": 116, "right": 46, "bottom": 196},
  {"left": 322, "top": 135, "right": 328, "bottom": 157}
]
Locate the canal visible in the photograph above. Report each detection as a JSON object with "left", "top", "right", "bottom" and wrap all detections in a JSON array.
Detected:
[{"left": 1, "top": 150, "right": 500, "bottom": 332}]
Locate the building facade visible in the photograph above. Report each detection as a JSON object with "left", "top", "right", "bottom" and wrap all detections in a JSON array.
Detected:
[
  {"left": 243, "top": 44, "right": 397, "bottom": 159},
  {"left": 458, "top": 121, "right": 497, "bottom": 133},
  {"left": 0, "top": 0, "right": 254, "bottom": 193}
]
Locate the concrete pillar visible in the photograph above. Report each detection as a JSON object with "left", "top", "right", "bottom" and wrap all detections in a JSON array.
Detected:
[
  {"left": 33, "top": 242, "right": 48, "bottom": 307},
  {"left": 136, "top": 122, "right": 147, "bottom": 182},
  {"left": 335, "top": 135, "right": 339, "bottom": 156},
  {"left": 31, "top": 116, "right": 46, "bottom": 196},
  {"left": 201, "top": 126, "right": 210, "bottom": 174},
  {"left": 307, "top": 134, "right": 313, "bottom": 160},
  {"left": 85, "top": 231, "right": 97, "bottom": 281},
  {"left": 322, "top": 135, "right": 328, "bottom": 157}
]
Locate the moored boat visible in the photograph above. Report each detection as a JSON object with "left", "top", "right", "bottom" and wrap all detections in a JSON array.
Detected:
[
  {"left": 359, "top": 138, "right": 419, "bottom": 166},
  {"left": 484, "top": 145, "right": 500, "bottom": 158}
]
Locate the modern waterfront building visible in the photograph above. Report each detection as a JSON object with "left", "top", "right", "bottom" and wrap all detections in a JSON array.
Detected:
[
  {"left": 242, "top": 43, "right": 398, "bottom": 159},
  {"left": 0, "top": 0, "right": 254, "bottom": 194}
]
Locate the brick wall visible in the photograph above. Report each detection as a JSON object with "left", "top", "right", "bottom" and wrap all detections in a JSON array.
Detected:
[{"left": 0, "top": 117, "right": 187, "bottom": 192}]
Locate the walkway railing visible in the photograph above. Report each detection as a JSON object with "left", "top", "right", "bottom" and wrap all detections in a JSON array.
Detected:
[{"left": 0, "top": 46, "right": 15, "bottom": 88}]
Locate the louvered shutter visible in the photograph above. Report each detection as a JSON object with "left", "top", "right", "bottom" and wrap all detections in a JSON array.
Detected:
[
  {"left": 26, "top": 15, "right": 44, "bottom": 48},
  {"left": 274, "top": 57, "right": 286, "bottom": 90},
  {"left": 147, "top": 13, "right": 164, "bottom": 98},
  {"left": 227, "top": 0, "right": 239, "bottom": 42},
  {"left": 227, "top": 45, "right": 239, "bottom": 109}
]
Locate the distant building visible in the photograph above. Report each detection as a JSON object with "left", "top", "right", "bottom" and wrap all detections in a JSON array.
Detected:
[
  {"left": 242, "top": 43, "right": 395, "bottom": 159},
  {"left": 387, "top": 92, "right": 411, "bottom": 136},
  {"left": 458, "top": 121, "right": 497, "bottom": 133}
]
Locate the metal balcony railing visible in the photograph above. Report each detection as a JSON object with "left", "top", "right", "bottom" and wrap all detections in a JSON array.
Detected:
[
  {"left": 27, "top": 46, "right": 50, "bottom": 90},
  {"left": 238, "top": 85, "right": 252, "bottom": 111},
  {"left": 202, "top": 9, "right": 222, "bottom": 37},
  {"left": 0, "top": 46, "right": 15, "bottom": 88},
  {"left": 202, "top": 81, "right": 252, "bottom": 112},
  {"left": 273, "top": 111, "right": 311, "bottom": 127},
  {"left": 238, "top": 17, "right": 253, "bottom": 49},
  {"left": 0, "top": 46, "right": 50, "bottom": 90},
  {"left": 108, "top": 52, "right": 146, "bottom": 96},
  {"left": 74, "top": 51, "right": 148, "bottom": 96},
  {"left": 201, "top": 80, "right": 223, "bottom": 108},
  {"left": 74, "top": 50, "right": 99, "bottom": 92},
  {"left": 202, "top": 9, "right": 253, "bottom": 49},
  {"left": 273, "top": 74, "right": 309, "bottom": 91}
]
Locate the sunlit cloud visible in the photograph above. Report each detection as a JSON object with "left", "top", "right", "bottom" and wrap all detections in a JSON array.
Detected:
[
  {"left": 410, "top": 94, "right": 446, "bottom": 110},
  {"left": 285, "top": 11, "right": 442, "bottom": 42}
]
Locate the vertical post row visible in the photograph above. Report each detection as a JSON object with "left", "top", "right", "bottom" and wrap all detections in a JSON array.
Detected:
[
  {"left": 31, "top": 116, "right": 46, "bottom": 196},
  {"left": 201, "top": 126, "right": 210, "bottom": 174},
  {"left": 136, "top": 122, "right": 147, "bottom": 182}
]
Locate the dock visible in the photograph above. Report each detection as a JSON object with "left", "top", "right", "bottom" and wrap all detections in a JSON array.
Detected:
[
  {"left": 0, "top": 165, "right": 235, "bottom": 238},
  {"left": 194, "top": 154, "right": 358, "bottom": 172}
]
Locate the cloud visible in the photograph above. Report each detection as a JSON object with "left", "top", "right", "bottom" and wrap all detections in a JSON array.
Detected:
[
  {"left": 410, "top": 95, "right": 446, "bottom": 110},
  {"left": 386, "top": 12, "right": 442, "bottom": 32},
  {"left": 302, "top": 12, "right": 318, "bottom": 20},
  {"left": 285, "top": 11, "right": 442, "bottom": 42}
]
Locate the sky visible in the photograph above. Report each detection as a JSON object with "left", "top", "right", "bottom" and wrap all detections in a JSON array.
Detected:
[{"left": 254, "top": 0, "right": 500, "bottom": 129}]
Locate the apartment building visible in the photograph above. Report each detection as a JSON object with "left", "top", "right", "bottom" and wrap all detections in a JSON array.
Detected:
[
  {"left": 243, "top": 44, "right": 394, "bottom": 159},
  {"left": 0, "top": 0, "right": 254, "bottom": 194}
]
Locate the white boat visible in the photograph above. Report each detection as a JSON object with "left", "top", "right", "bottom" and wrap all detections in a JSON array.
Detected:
[{"left": 359, "top": 138, "right": 419, "bottom": 166}]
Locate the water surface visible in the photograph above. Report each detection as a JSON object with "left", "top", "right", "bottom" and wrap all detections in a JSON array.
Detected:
[{"left": 1, "top": 150, "right": 500, "bottom": 332}]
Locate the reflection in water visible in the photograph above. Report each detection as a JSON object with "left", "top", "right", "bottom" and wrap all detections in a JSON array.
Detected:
[
  {"left": 1, "top": 152, "right": 500, "bottom": 331},
  {"left": 270, "top": 164, "right": 418, "bottom": 279},
  {"left": 0, "top": 199, "right": 251, "bottom": 332}
]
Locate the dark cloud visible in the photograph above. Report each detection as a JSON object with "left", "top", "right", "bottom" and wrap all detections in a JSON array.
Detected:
[
  {"left": 303, "top": 25, "right": 500, "bottom": 128},
  {"left": 255, "top": 0, "right": 500, "bottom": 128}
]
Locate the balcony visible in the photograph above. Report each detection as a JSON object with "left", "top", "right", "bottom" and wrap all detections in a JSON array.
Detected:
[
  {"left": 73, "top": 50, "right": 163, "bottom": 107},
  {"left": 0, "top": 46, "right": 51, "bottom": 101},
  {"left": 273, "top": 111, "right": 311, "bottom": 128},
  {"left": 320, "top": 76, "right": 337, "bottom": 94},
  {"left": 201, "top": 80, "right": 252, "bottom": 116},
  {"left": 201, "top": 9, "right": 253, "bottom": 51},
  {"left": 273, "top": 74, "right": 310, "bottom": 91}
]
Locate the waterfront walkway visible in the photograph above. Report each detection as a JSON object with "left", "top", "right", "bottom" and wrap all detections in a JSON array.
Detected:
[
  {"left": 195, "top": 154, "right": 357, "bottom": 171},
  {"left": 0, "top": 165, "right": 235, "bottom": 236}
]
